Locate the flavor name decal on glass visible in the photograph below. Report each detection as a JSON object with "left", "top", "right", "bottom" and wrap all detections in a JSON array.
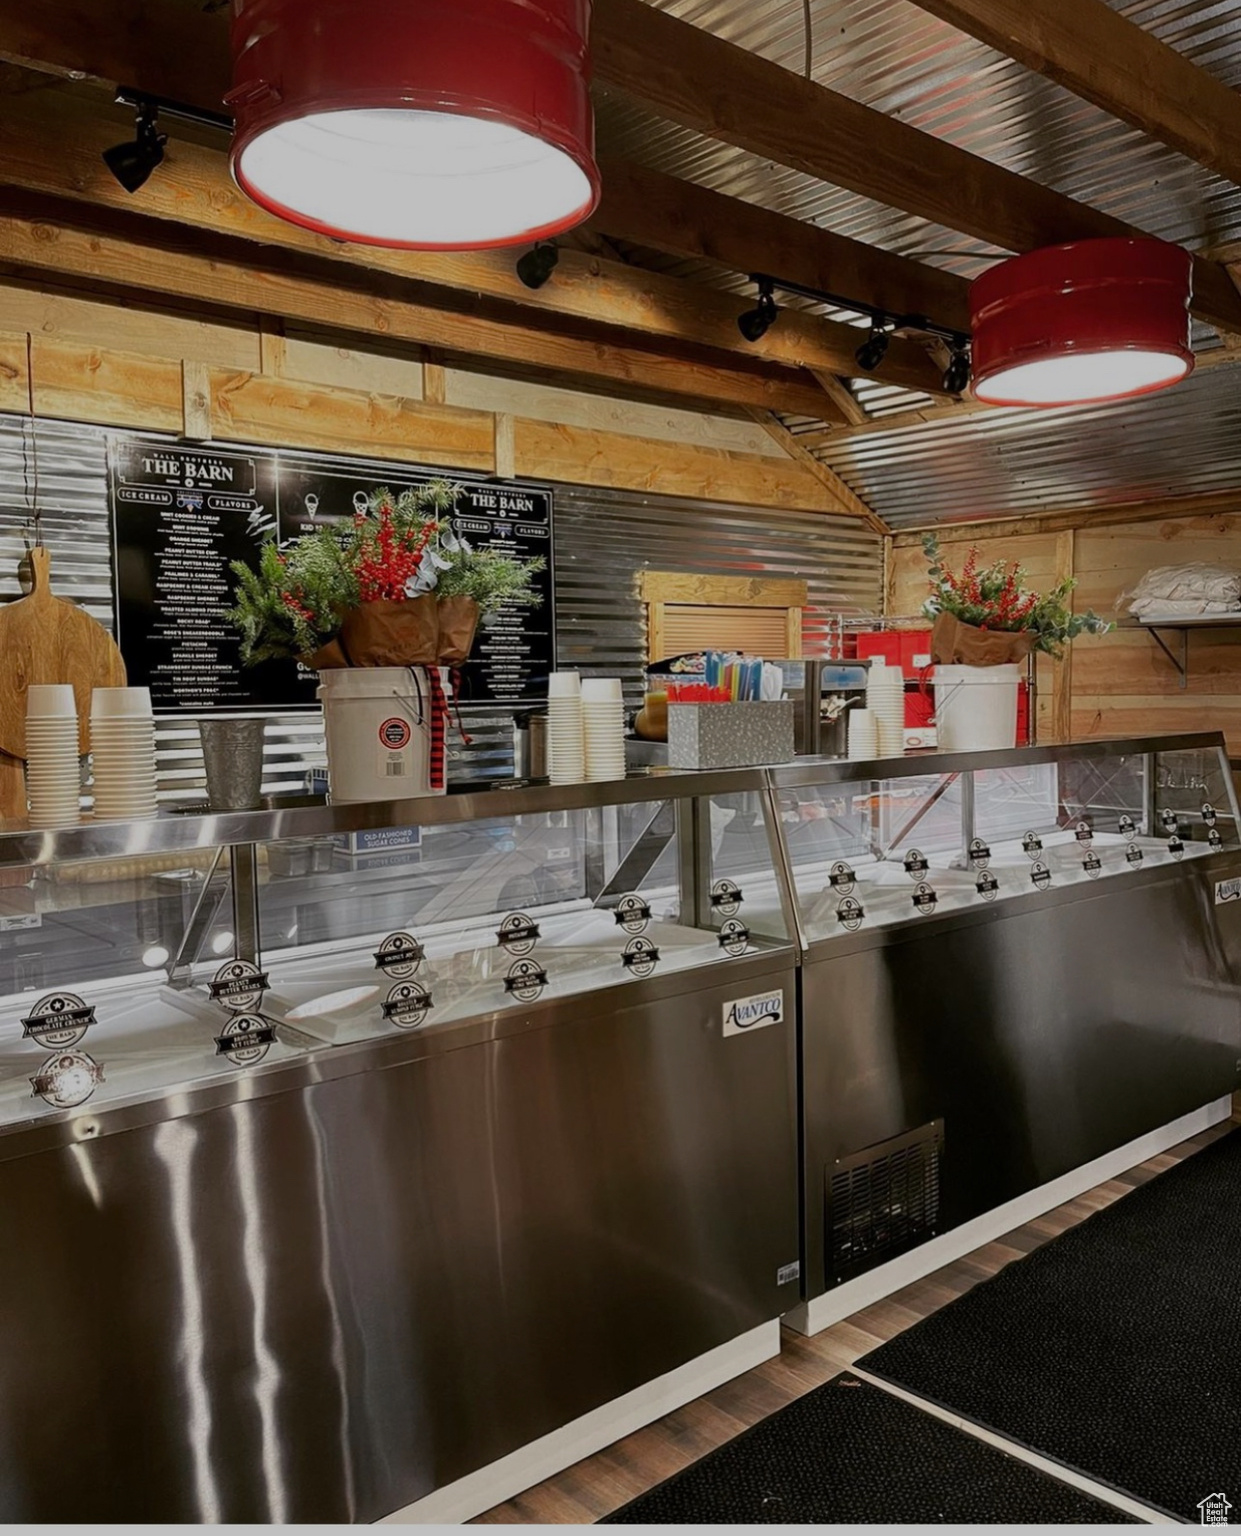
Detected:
[
  {"left": 976, "top": 870, "right": 1000, "bottom": 901},
  {"left": 1203, "top": 802, "right": 1219, "bottom": 828},
  {"left": 613, "top": 894, "right": 652, "bottom": 935},
  {"left": 1210, "top": 826, "right": 1224, "bottom": 849},
  {"left": 208, "top": 959, "right": 269, "bottom": 1013},
  {"left": 968, "top": 839, "right": 992, "bottom": 869},
  {"left": 717, "top": 919, "right": 751, "bottom": 957},
  {"left": 1074, "top": 820, "right": 1094, "bottom": 845},
  {"left": 1030, "top": 860, "right": 1053, "bottom": 889},
  {"left": 1022, "top": 831, "right": 1043, "bottom": 859},
  {"left": 382, "top": 981, "right": 433, "bottom": 1030},
  {"left": 911, "top": 882, "right": 938, "bottom": 915},
  {"left": 1083, "top": 851, "right": 1103, "bottom": 878},
  {"left": 1160, "top": 808, "right": 1179, "bottom": 833},
  {"left": 1125, "top": 843, "right": 1144, "bottom": 867},
  {"left": 836, "top": 896, "right": 865, "bottom": 932},
  {"left": 504, "top": 959, "right": 548, "bottom": 1002},
  {"left": 1118, "top": 814, "right": 1137, "bottom": 842},
  {"left": 620, "top": 936, "right": 660, "bottom": 978},
  {"left": 374, "top": 931, "right": 425, "bottom": 979},
  {"left": 710, "top": 879, "right": 744, "bottom": 916},
  {"left": 903, "top": 849, "right": 929, "bottom": 880},
  {"left": 1168, "top": 835, "right": 1185, "bottom": 860},
  {"left": 214, "top": 1015, "right": 277, "bottom": 1067},
  {"left": 828, "top": 862, "right": 856, "bottom": 894},
  {"left": 21, "top": 993, "right": 97, "bottom": 1050},
  {"left": 30, "top": 1051, "right": 104, "bottom": 1109},
  {"left": 497, "top": 912, "right": 540, "bottom": 957}
]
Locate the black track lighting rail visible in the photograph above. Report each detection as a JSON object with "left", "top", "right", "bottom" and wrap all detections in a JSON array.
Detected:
[{"left": 738, "top": 272, "right": 973, "bottom": 396}]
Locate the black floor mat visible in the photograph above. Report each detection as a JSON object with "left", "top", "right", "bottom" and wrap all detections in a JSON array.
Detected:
[
  {"left": 859, "top": 1125, "right": 1241, "bottom": 1522},
  {"left": 603, "top": 1375, "right": 1130, "bottom": 1524}
]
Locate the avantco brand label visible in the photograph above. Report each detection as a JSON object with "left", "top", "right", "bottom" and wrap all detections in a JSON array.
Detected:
[
  {"left": 382, "top": 980, "right": 433, "bottom": 1030},
  {"left": 722, "top": 988, "right": 785, "bottom": 1038},
  {"left": 613, "top": 894, "right": 652, "bottom": 934},
  {"left": 717, "top": 919, "right": 751, "bottom": 957},
  {"left": 828, "top": 861, "right": 856, "bottom": 894},
  {"left": 503, "top": 958, "right": 548, "bottom": 1002},
  {"left": 213, "top": 1015, "right": 276, "bottom": 1067},
  {"left": 374, "top": 931, "right": 424, "bottom": 979},
  {"left": 21, "top": 992, "right": 96, "bottom": 1050},
  {"left": 1215, "top": 877, "right": 1241, "bottom": 905},
  {"left": 30, "top": 1050, "right": 104, "bottom": 1108},
  {"left": 208, "top": 959, "right": 269, "bottom": 1013},
  {"left": 620, "top": 936, "right": 660, "bottom": 978},
  {"left": 378, "top": 716, "right": 413, "bottom": 751},
  {"left": 497, "top": 912, "right": 541, "bottom": 957},
  {"left": 710, "top": 879, "right": 744, "bottom": 916}
]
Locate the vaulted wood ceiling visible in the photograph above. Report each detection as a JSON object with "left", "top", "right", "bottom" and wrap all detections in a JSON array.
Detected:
[{"left": 0, "top": 0, "right": 1239, "bottom": 525}]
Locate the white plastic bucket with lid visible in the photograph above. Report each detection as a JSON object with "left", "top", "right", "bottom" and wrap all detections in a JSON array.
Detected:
[
  {"left": 933, "top": 663, "right": 1022, "bottom": 751},
  {"left": 317, "top": 666, "right": 448, "bottom": 802}
]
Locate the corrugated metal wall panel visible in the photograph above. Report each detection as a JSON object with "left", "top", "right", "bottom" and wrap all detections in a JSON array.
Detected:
[{"left": 0, "top": 414, "right": 882, "bottom": 793}]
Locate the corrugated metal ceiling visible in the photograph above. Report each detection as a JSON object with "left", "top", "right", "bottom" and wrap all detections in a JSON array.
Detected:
[{"left": 598, "top": 0, "right": 1241, "bottom": 523}]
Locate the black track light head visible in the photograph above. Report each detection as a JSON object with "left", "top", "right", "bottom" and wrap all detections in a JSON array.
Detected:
[
  {"left": 855, "top": 320, "right": 892, "bottom": 373},
  {"left": 102, "top": 101, "right": 167, "bottom": 193},
  {"left": 737, "top": 279, "right": 778, "bottom": 343},
  {"left": 516, "top": 241, "right": 560, "bottom": 290},
  {"left": 943, "top": 342, "right": 972, "bottom": 396}
]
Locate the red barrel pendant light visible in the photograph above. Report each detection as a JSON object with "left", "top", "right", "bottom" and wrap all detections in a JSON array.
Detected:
[
  {"left": 227, "top": 0, "right": 600, "bottom": 250},
  {"left": 971, "top": 237, "right": 1194, "bottom": 407}
]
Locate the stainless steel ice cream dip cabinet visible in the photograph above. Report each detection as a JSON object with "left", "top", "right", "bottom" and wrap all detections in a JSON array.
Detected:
[
  {"left": 770, "top": 734, "right": 1241, "bottom": 1333},
  {"left": 0, "top": 769, "right": 800, "bottom": 1522},
  {"left": 0, "top": 735, "right": 1236, "bottom": 1518}
]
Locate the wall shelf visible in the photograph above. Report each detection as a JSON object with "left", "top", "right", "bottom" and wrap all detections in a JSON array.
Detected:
[{"left": 1134, "top": 615, "right": 1241, "bottom": 689}]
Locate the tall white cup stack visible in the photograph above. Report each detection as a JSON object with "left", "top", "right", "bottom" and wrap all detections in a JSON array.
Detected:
[
  {"left": 866, "top": 658, "right": 906, "bottom": 757},
  {"left": 581, "top": 677, "right": 626, "bottom": 782},
  {"left": 546, "top": 671, "right": 585, "bottom": 784},
  {"left": 846, "top": 707, "right": 878, "bottom": 760},
  {"left": 90, "top": 687, "right": 158, "bottom": 820},
  {"left": 26, "top": 685, "right": 82, "bottom": 828}
]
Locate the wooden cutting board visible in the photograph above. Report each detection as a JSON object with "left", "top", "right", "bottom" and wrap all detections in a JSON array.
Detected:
[{"left": 0, "top": 545, "right": 127, "bottom": 761}]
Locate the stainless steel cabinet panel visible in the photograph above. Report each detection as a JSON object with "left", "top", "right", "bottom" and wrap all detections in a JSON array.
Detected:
[{"left": 0, "top": 957, "right": 798, "bottom": 1523}]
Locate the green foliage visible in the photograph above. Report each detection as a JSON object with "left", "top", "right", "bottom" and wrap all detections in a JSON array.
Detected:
[
  {"left": 436, "top": 547, "right": 545, "bottom": 617},
  {"left": 922, "top": 533, "right": 1112, "bottom": 660},
  {"left": 227, "top": 478, "right": 543, "bottom": 664}
]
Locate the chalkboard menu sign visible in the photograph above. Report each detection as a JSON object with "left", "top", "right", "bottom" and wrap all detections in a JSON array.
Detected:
[{"left": 109, "top": 435, "right": 555, "bottom": 713}]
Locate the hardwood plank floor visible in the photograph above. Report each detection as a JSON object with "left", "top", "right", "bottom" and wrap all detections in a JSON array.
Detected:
[{"left": 474, "top": 1118, "right": 1236, "bottom": 1524}]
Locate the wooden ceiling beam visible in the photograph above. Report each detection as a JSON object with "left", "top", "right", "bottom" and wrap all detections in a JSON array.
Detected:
[
  {"left": 747, "top": 410, "right": 890, "bottom": 534},
  {"left": 589, "top": 0, "right": 1241, "bottom": 337},
  {"left": 0, "top": 83, "right": 951, "bottom": 402},
  {"left": 592, "top": 156, "right": 973, "bottom": 334},
  {"left": 902, "top": 0, "right": 1241, "bottom": 191},
  {"left": 0, "top": 196, "right": 846, "bottom": 420}
]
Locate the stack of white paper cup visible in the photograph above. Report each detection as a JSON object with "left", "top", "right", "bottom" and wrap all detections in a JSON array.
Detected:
[
  {"left": 90, "top": 687, "right": 158, "bottom": 820},
  {"left": 581, "top": 677, "right": 626, "bottom": 781},
  {"left": 866, "top": 658, "right": 906, "bottom": 757},
  {"left": 546, "top": 671, "right": 585, "bottom": 783},
  {"left": 847, "top": 707, "right": 878, "bottom": 760},
  {"left": 26, "top": 685, "right": 82, "bottom": 827}
]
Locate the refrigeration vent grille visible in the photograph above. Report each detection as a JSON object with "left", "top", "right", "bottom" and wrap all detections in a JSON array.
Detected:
[{"left": 828, "top": 1120, "right": 943, "bottom": 1284}]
